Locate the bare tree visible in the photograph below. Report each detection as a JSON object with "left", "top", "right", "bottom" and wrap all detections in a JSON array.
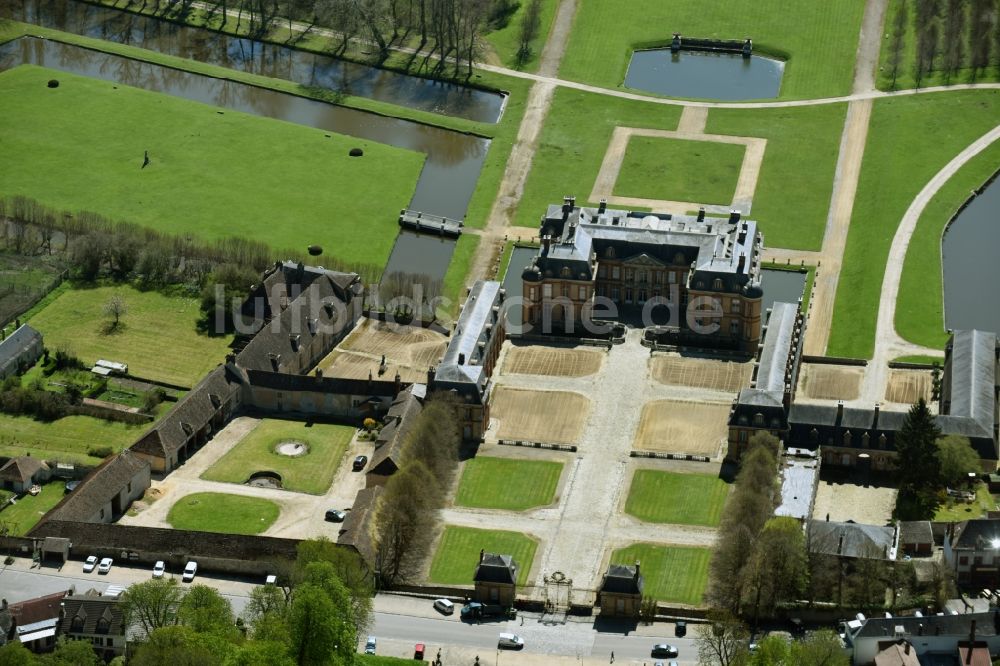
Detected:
[
  {"left": 515, "top": 0, "right": 542, "bottom": 68},
  {"left": 696, "top": 611, "right": 750, "bottom": 666},
  {"left": 968, "top": 0, "right": 997, "bottom": 77},
  {"left": 889, "top": 0, "right": 910, "bottom": 87},
  {"left": 942, "top": 0, "right": 967, "bottom": 82}
]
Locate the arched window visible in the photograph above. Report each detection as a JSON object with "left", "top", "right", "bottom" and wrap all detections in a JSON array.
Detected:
[
  {"left": 605, "top": 247, "right": 616, "bottom": 259},
  {"left": 753, "top": 413, "right": 764, "bottom": 427},
  {"left": 713, "top": 278, "right": 724, "bottom": 291},
  {"left": 810, "top": 428, "right": 818, "bottom": 443},
  {"left": 560, "top": 267, "right": 571, "bottom": 278},
  {"left": 862, "top": 432, "right": 871, "bottom": 449},
  {"left": 843, "top": 430, "right": 852, "bottom": 446},
  {"left": 879, "top": 433, "right": 887, "bottom": 449}
]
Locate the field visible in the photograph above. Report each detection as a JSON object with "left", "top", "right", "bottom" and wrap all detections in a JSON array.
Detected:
[
  {"left": 490, "top": 387, "right": 590, "bottom": 444},
  {"left": 559, "top": 0, "right": 866, "bottom": 99},
  {"left": 796, "top": 364, "right": 863, "bottom": 401},
  {"left": 649, "top": 355, "right": 751, "bottom": 393},
  {"left": 0, "top": 64, "right": 424, "bottom": 269},
  {"left": 633, "top": 400, "right": 730, "bottom": 456},
  {"left": 428, "top": 526, "right": 537, "bottom": 586},
  {"left": 705, "top": 104, "right": 846, "bottom": 251},
  {"left": 501, "top": 345, "right": 603, "bottom": 378},
  {"left": 512, "top": 87, "right": 682, "bottom": 228},
  {"left": 896, "top": 142, "right": 1000, "bottom": 350},
  {"left": 0, "top": 481, "right": 66, "bottom": 535},
  {"left": 166, "top": 492, "right": 280, "bottom": 535},
  {"left": 624, "top": 469, "right": 729, "bottom": 526},
  {"left": 884, "top": 369, "right": 933, "bottom": 405},
  {"left": 201, "top": 419, "right": 354, "bottom": 494},
  {"left": 827, "top": 91, "right": 1000, "bottom": 359},
  {"left": 27, "top": 284, "right": 232, "bottom": 388},
  {"left": 613, "top": 137, "right": 744, "bottom": 205},
  {"left": 454, "top": 456, "right": 563, "bottom": 511},
  {"left": 610, "top": 543, "right": 709, "bottom": 605},
  {"left": 0, "top": 413, "right": 143, "bottom": 465}
]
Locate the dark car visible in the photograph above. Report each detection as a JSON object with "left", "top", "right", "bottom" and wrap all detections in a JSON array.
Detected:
[
  {"left": 325, "top": 509, "right": 346, "bottom": 522},
  {"left": 675, "top": 621, "right": 687, "bottom": 637},
  {"left": 651, "top": 644, "right": 679, "bottom": 658},
  {"left": 64, "top": 480, "right": 79, "bottom": 494},
  {"left": 353, "top": 455, "right": 368, "bottom": 471}
]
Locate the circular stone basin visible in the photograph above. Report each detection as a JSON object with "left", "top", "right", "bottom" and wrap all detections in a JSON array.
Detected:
[
  {"left": 247, "top": 471, "right": 282, "bottom": 489},
  {"left": 275, "top": 440, "right": 309, "bottom": 457}
]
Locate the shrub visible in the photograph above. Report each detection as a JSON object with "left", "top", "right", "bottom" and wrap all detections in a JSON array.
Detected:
[{"left": 87, "top": 445, "right": 114, "bottom": 459}]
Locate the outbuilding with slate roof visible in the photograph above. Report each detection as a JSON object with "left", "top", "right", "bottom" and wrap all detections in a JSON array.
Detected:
[
  {"left": 598, "top": 562, "right": 644, "bottom": 617},
  {"left": 0, "top": 323, "right": 43, "bottom": 380},
  {"left": 473, "top": 550, "right": 518, "bottom": 606}
]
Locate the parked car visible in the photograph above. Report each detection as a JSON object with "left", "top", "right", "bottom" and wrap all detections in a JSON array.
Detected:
[
  {"left": 460, "top": 602, "right": 512, "bottom": 621},
  {"left": 651, "top": 644, "right": 678, "bottom": 658},
  {"left": 82, "top": 556, "right": 98, "bottom": 573},
  {"left": 182, "top": 561, "right": 198, "bottom": 582},
  {"left": 352, "top": 455, "right": 368, "bottom": 471},
  {"left": 498, "top": 633, "right": 524, "bottom": 650},
  {"left": 64, "top": 480, "right": 79, "bottom": 494},
  {"left": 97, "top": 557, "right": 113, "bottom": 574},
  {"left": 433, "top": 598, "right": 454, "bottom": 615},
  {"left": 675, "top": 620, "right": 687, "bottom": 637},
  {"left": 325, "top": 509, "right": 346, "bottom": 522},
  {"left": 152, "top": 561, "right": 165, "bottom": 578},
  {"left": 414, "top": 643, "right": 425, "bottom": 660},
  {"left": 265, "top": 574, "right": 277, "bottom": 586},
  {"left": 364, "top": 636, "right": 376, "bottom": 655}
]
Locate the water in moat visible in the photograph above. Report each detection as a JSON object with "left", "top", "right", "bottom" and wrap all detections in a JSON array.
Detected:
[
  {"left": 942, "top": 174, "right": 1000, "bottom": 334},
  {"left": 381, "top": 230, "right": 458, "bottom": 285},
  {"left": 625, "top": 49, "right": 784, "bottom": 100},
  {"left": 0, "top": 0, "right": 505, "bottom": 123},
  {"left": 761, "top": 268, "right": 806, "bottom": 314},
  {"left": 499, "top": 245, "right": 538, "bottom": 331}
]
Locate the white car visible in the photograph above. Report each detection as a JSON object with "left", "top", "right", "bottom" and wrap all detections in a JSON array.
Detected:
[
  {"left": 182, "top": 561, "right": 198, "bottom": 582},
  {"left": 152, "top": 561, "right": 165, "bottom": 578},
  {"left": 433, "top": 598, "right": 455, "bottom": 615},
  {"left": 97, "top": 557, "right": 113, "bottom": 574},
  {"left": 498, "top": 633, "right": 524, "bottom": 649},
  {"left": 82, "top": 555, "right": 98, "bottom": 573}
]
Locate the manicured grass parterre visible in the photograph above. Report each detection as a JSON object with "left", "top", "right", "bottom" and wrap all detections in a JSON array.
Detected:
[
  {"left": 611, "top": 543, "right": 709, "bottom": 606},
  {"left": 706, "top": 104, "right": 846, "bottom": 251},
  {"left": 0, "top": 413, "right": 143, "bottom": 465},
  {"left": 827, "top": 91, "right": 1000, "bottom": 359},
  {"left": 896, "top": 143, "right": 1000, "bottom": 350},
  {"left": 166, "top": 492, "right": 280, "bottom": 535},
  {"left": 428, "top": 526, "right": 536, "bottom": 586},
  {"left": 559, "top": 0, "right": 866, "bottom": 99},
  {"left": 0, "top": 65, "right": 423, "bottom": 270},
  {"left": 27, "top": 284, "right": 232, "bottom": 388},
  {"left": 0, "top": 481, "right": 66, "bottom": 535},
  {"left": 624, "top": 470, "right": 729, "bottom": 527},
  {"left": 514, "top": 87, "right": 682, "bottom": 228},
  {"left": 454, "top": 456, "right": 563, "bottom": 511},
  {"left": 201, "top": 419, "right": 354, "bottom": 495},
  {"left": 614, "top": 137, "right": 744, "bottom": 205}
]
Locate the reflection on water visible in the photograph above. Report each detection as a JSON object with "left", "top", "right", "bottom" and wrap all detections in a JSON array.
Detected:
[
  {"left": 0, "top": 37, "right": 489, "bottom": 220},
  {"left": 761, "top": 268, "right": 806, "bottom": 314},
  {"left": 500, "top": 245, "right": 537, "bottom": 332},
  {"left": 625, "top": 49, "right": 784, "bottom": 100},
  {"left": 381, "top": 230, "right": 456, "bottom": 284},
  {"left": 943, "top": 175, "right": 1000, "bottom": 333},
  {"left": 1, "top": 0, "right": 505, "bottom": 122}
]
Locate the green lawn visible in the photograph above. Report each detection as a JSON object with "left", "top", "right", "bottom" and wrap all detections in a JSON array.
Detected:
[
  {"left": 896, "top": 142, "right": 1000, "bottom": 350},
  {"left": 614, "top": 137, "right": 744, "bottom": 205},
  {"left": 428, "top": 526, "right": 536, "bottom": 586},
  {"left": 441, "top": 234, "right": 481, "bottom": 319},
  {"left": 611, "top": 543, "right": 710, "bottom": 605},
  {"left": 0, "top": 481, "right": 66, "bottom": 535},
  {"left": 0, "top": 64, "right": 423, "bottom": 269},
  {"left": 27, "top": 285, "right": 232, "bottom": 388},
  {"left": 827, "top": 91, "right": 1000, "bottom": 359},
  {"left": 876, "top": 0, "right": 1000, "bottom": 92},
  {"left": 892, "top": 355, "right": 945, "bottom": 366},
  {"left": 514, "top": 87, "right": 682, "bottom": 228},
  {"left": 0, "top": 413, "right": 143, "bottom": 465},
  {"left": 559, "top": 0, "right": 866, "bottom": 99},
  {"left": 201, "top": 419, "right": 354, "bottom": 494},
  {"left": 624, "top": 470, "right": 729, "bottom": 527},
  {"left": 166, "top": 492, "right": 280, "bottom": 535},
  {"left": 482, "top": 0, "right": 560, "bottom": 72},
  {"left": 706, "top": 104, "right": 846, "bottom": 251},
  {"left": 935, "top": 483, "right": 998, "bottom": 522},
  {"left": 454, "top": 457, "right": 563, "bottom": 511}
]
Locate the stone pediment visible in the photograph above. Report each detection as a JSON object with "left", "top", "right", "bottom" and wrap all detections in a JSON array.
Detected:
[{"left": 620, "top": 253, "right": 667, "bottom": 267}]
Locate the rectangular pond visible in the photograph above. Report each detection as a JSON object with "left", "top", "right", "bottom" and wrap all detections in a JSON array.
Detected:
[
  {"left": 624, "top": 49, "right": 784, "bottom": 100},
  {"left": 943, "top": 173, "right": 1000, "bottom": 334}
]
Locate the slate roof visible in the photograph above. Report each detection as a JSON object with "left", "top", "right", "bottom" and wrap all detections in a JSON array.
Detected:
[
  {"left": 945, "top": 330, "right": 997, "bottom": 430},
  {"left": 240, "top": 261, "right": 359, "bottom": 331},
  {"left": 0, "top": 324, "right": 42, "bottom": 376},
  {"left": 950, "top": 519, "right": 1000, "bottom": 551},
  {"left": 853, "top": 610, "right": 1000, "bottom": 640},
  {"left": 432, "top": 281, "right": 503, "bottom": 398},
  {"left": 0, "top": 456, "right": 46, "bottom": 485},
  {"left": 474, "top": 552, "right": 518, "bottom": 585},
  {"left": 898, "top": 520, "right": 934, "bottom": 546},
  {"left": 7, "top": 590, "right": 68, "bottom": 627},
  {"left": 775, "top": 455, "right": 818, "bottom": 521},
  {"left": 731, "top": 302, "right": 801, "bottom": 427},
  {"left": 874, "top": 641, "right": 921, "bottom": 666},
  {"left": 600, "top": 564, "right": 643, "bottom": 595},
  {"left": 59, "top": 592, "right": 124, "bottom": 636},
  {"left": 37, "top": 451, "right": 149, "bottom": 524},
  {"left": 809, "top": 520, "right": 896, "bottom": 560},
  {"left": 368, "top": 387, "right": 423, "bottom": 477},
  {"left": 245, "top": 369, "right": 401, "bottom": 397},
  {"left": 337, "top": 485, "right": 382, "bottom": 567}
]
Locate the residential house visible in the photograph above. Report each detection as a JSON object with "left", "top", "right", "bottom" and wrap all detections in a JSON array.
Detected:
[
  {"left": 898, "top": 521, "right": 934, "bottom": 557},
  {"left": 0, "top": 456, "right": 50, "bottom": 493},
  {"left": 844, "top": 611, "right": 1000, "bottom": 666},
  {"left": 473, "top": 550, "right": 518, "bottom": 606},
  {"left": 957, "top": 641, "right": 992, "bottom": 666},
  {"left": 943, "top": 519, "right": 1000, "bottom": 588},
  {"left": 0, "top": 323, "right": 43, "bottom": 380},
  {"left": 59, "top": 590, "right": 127, "bottom": 660},
  {"left": 598, "top": 562, "right": 643, "bottom": 618},
  {"left": 4, "top": 590, "right": 69, "bottom": 653},
  {"left": 873, "top": 640, "right": 920, "bottom": 666},
  {"left": 808, "top": 520, "right": 898, "bottom": 561}
]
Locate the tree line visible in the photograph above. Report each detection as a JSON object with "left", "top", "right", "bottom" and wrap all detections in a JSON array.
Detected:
[{"left": 887, "top": 0, "right": 1000, "bottom": 87}]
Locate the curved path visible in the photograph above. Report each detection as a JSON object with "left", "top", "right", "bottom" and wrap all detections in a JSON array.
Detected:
[{"left": 858, "top": 122, "right": 1000, "bottom": 405}]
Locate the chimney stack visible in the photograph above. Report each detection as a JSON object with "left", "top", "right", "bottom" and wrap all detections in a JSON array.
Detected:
[
  {"left": 458, "top": 353, "right": 466, "bottom": 365},
  {"left": 598, "top": 199, "right": 607, "bottom": 214},
  {"left": 737, "top": 254, "right": 746, "bottom": 273},
  {"left": 837, "top": 400, "right": 844, "bottom": 421},
  {"left": 479, "top": 549, "right": 485, "bottom": 563},
  {"left": 697, "top": 207, "right": 706, "bottom": 222},
  {"left": 634, "top": 560, "right": 641, "bottom": 581},
  {"left": 904, "top": 642, "right": 910, "bottom": 655},
  {"left": 542, "top": 235, "right": 551, "bottom": 256},
  {"left": 729, "top": 210, "right": 741, "bottom": 224}
]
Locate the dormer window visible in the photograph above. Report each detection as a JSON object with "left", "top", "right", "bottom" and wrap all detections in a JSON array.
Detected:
[
  {"left": 713, "top": 279, "right": 724, "bottom": 291},
  {"left": 843, "top": 430, "right": 853, "bottom": 446},
  {"left": 560, "top": 267, "right": 571, "bottom": 278},
  {"left": 753, "top": 413, "right": 764, "bottom": 427},
  {"left": 673, "top": 252, "right": 685, "bottom": 264},
  {"left": 605, "top": 247, "right": 615, "bottom": 259},
  {"left": 71, "top": 614, "right": 85, "bottom": 633}
]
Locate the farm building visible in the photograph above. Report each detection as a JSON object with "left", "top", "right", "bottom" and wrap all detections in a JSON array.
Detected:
[{"left": 0, "top": 323, "right": 43, "bottom": 380}]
